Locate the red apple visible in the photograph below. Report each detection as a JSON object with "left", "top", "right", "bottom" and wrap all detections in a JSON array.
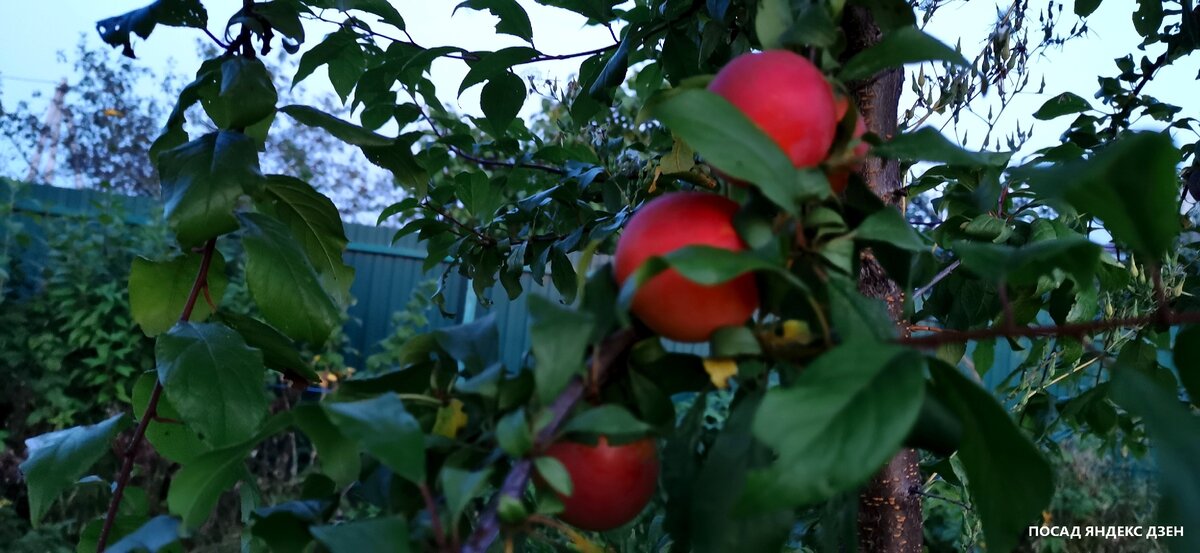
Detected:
[
  {"left": 708, "top": 50, "right": 838, "bottom": 172},
  {"left": 542, "top": 436, "right": 659, "bottom": 531},
  {"left": 613, "top": 192, "right": 759, "bottom": 343}
]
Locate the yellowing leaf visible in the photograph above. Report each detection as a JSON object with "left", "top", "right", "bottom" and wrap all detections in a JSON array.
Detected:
[
  {"left": 702, "top": 358, "right": 738, "bottom": 389},
  {"left": 433, "top": 399, "right": 468, "bottom": 438},
  {"left": 781, "top": 320, "right": 814, "bottom": 344}
]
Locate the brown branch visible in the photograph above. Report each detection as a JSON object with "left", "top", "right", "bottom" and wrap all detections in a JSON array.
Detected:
[
  {"left": 1107, "top": 52, "right": 1169, "bottom": 138},
  {"left": 420, "top": 483, "right": 448, "bottom": 551},
  {"left": 421, "top": 200, "right": 495, "bottom": 246},
  {"left": 96, "top": 238, "right": 218, "bottom": 552},
  {"left": 463, "top": 329, "right": 638, "bottom": 553},
  {"left": 896, "top": 310, "right": 1200, "bottom": 349},
  {"left": 913, "top": 260, "right": 961, "bottom": 298}
]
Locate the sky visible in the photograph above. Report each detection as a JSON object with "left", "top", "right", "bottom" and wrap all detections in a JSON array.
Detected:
[{"left": 0, "top": 0, "right": 1196, "bottom": 183}]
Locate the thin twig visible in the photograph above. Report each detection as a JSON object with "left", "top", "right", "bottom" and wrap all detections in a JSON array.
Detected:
[
  {"left": 420, "top": 483, "right": 448, "bottom": 551},
  {"left": 96, "top": 239, "right": 218, "bottom": 551},
  {"left": 895, "top": 310, "right": 1200, "bottom": 349},
  {"left": 914, "top": 259, "right": 961, "bottom": 298}
]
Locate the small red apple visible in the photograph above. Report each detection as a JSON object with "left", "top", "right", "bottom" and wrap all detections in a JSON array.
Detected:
[
  {"left": 542, "top": 436, "right": 659, "bottom": 531},
  {"left": 613, "top": 192, "right": 759, "bottom": 343},
  {"left": 708, "top": 50, "right": 838, "bottom": 171},
  {"left": 828, "top": 95, "right": 870, "bottom": 194}
]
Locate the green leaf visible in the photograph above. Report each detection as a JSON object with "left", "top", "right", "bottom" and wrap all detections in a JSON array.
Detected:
[
  {"left": 106, "top": 516, "right": 181, "bottom": 553},
  {"left": 872, "top": 127, "right": 1011, "bottom": 167},
  {"left": 316, "top": 0, "right": 407, "bottom": 29},
  {"left": 457, "top": 172, "right": 503, "bottom": 225},
  {"left": 440, "top": 466, "right": 494, "bottom": 524},
  {"left": 929, "top": 361, "right": 1053, "bottom": 553},
  {"left": 133, "top": 372, "right": 210, "bottom": 464},
  {"left": 1074, "top": 0, "right": 1102, "bottom": 16},
  {"left": 496, "top": 409, "right": 533, "bottom": 457},
  {"left": 647, "top": 89, "right": 826, "bottom": 211},
  {"left": 692, "top": 394, "right": 793, "bottom": 553},
  {"left": 256, "top": 175, "right": 355, "bottom": 308},
  {"left": 455, "top": 0, "right": 533, "bottom": 42},
  {"left": 158, "top": 131, "right": 261, "bottom": 246},
  {"left": 250, "top": 499, "right": 330, "bottom": 553},
  {"left": 855, "top": 208, "right": 926, "bottom": 251},
  {"left": 741, "top": 344, "right": 925, "bottom": 510},
  {"left": 1032, "top": 92, "right": 1093, "bottom": 120},
  {"left": 129, "top": 251, "right": 228, "bottom": 336},
  {"left": 480, "top": 72, "right": 525, "bottom": 133},
  {"left": 20, "top": 414, "right": 128, "bottom": 525},
  {"left": 156, "top": 322, "right": 268, "bottom": 448},
  {"left": 204, "top": 57, "right": 277, "bottom": 129},
  {"left": 952, "top": 237, "right": 1101, "bottom": 286},
  {"left": 529, "top": 295, "right": 596, "bottom": 403},
  {"left": 164, "top": 413, "right": 290, "bottom": 529},
  {"left": 295, "top": 26, "right": 366, "bottom": 99},
  {"left": 560, "top": 404, "right": 652, "bottom": 440},
  {"left": 755, "top": 0, "right": 792, "bottom": 49},
  {"left": 710, "top": 326, "right": 763, "bottom": 357},
  {"left": 839, "top": 27, "right": 973, "bottom": 81},
  {"left": 828, "top": 276, "right": 894, "bottom": 342},
  {"left": 216, "top": 312, "right": 319, "bottom": 383},
  {"left": 846, "top": 0, "right": 916, "bottom": 30},
  {"left": 1133, "top": 0, "right": 1163, "bottom": 37},
  {"left": 459, "top": 47, "right": 540, "bottom": 95},
  {"left": 279, "top": 105, "right": 392, "bottom": 146},
  {"left": 96, "top": 0, "right": 206, "bottom": 57},
  {"left": 533, "top": 456, "right": 573, "bottom": 496},
  {"left": 549, "top": 247, "right": 578, "bottom": 304},
  {"left": 240, "top": 212, "right": 341, "bottom": 346},
  {"left": 1111, "top": 369, "right": 1200, "bottom": 553},
  {"left": 589, "top": 26, "right": 639, "bottom": 98},
  {"left": 433, "top": 314, "right": 500, "bottom": 373},
  {"left": 1015, "top": 132, "right": 1181, "bottom": 258},
  {"left": 323, "top": 394, "right": 425, "bottom": 483},
  {"left": 311, "top": 517, "right": 411, "bottom": 553},
  {"left": 294, "top": 404, "right": 361, "bottom": 488},
  {"left": 1173, "top": 326, "right": 1200, "bottom": 408}
]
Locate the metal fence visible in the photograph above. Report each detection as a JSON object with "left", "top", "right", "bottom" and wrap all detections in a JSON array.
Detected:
[{"left": 4, "top": 182, "right": 705, "bottom": 372}]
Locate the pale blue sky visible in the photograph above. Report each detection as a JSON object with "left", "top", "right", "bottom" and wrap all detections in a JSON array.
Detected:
[{"left": 0, "top": 1, "right": 1195, "bottom": 166}]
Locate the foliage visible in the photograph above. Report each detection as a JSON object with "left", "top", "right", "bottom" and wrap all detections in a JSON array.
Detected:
[{"left": 12, "top": 0, "right": 1200, "bottom": 552}]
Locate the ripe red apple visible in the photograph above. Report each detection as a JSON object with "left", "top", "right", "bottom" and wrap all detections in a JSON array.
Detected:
[
  {"left": 828, "top": 95, "right": 870, "bottom": 194},
  {"left": 542, "top": 436, "right": 660, "bottom": 531},
  {"left": 708, "top": 50, "right": 838, "bottom": 172},
  {"left": 613, "top": 192, "right": 759, "bottom": 343}
]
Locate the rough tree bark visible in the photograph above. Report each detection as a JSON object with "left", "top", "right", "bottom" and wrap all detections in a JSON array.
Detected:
[{"left": 841, "top": 6, "right": 924, "bottom": 553}]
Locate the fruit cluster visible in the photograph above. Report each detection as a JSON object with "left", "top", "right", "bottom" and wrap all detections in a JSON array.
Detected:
[{"left": 541, "top": 50, "right": 869, "bottom": 533}]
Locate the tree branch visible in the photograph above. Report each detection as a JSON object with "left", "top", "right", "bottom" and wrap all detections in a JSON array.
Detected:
[
  {"left": 1107, "top": 52, "right": 1169, "bottom": 138},
  {"left": 96, "top": 238, "right": 218, "bottom": 552},
  {"left": 463, "top": 329, "right": 638, "bottom": 553},
  {"left": 896, "top": 310, "right": 1200, "bottom": 349}
]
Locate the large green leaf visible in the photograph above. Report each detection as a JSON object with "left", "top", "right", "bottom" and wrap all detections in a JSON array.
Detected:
[
  {"left": 19, "top": 414, "right": 128, "bottom": 526},
  {"left": 1033, "top": 92, "right": 1093, "bottom": 120},
  {"left": 872, "top": 127, "right": 1011, "bottom": 167},
  {"left": 156, "top": 322, "right": 269, "bottom": 449},
  {"left": 105, "top": 516, "right": 181, "bottom": 553},
  {"left": 96, "top": 0, "right": 206, "bottom": 57},
  {"left": 1173, "top": 325, "right": 1200, "bottom": 408},
  {"left": 459, "top": 47, "right": 540, "bottom": 95},
  {"left": 839, "top": 27, "right": 972, "bottom": 81},
  {"left": 158, "top": 131, "right": 261, "bottom": 246},
  {"left": 294, "top": 404, "right": 362, "bottom": 488},
  {"left": 480, "top": 72, "right": 526, "bottom": 133},
  {"left": 240, "top": 212, "right": 341, "bottom": 346},
  {"left": 440, "top": 466, "right": 494, "bottom": 524},
  {"left": 928, "top": 361, "right": 1053, "bottom": 553},
  {"left": 167, "top": 414, "right": 291, "bottom": 529},
  {"left": 202, "top": 57, "right": 277, "bottom": 130},
  {"left": 455, "top": 0, "right": 533, "bottom": 42},
  {"left": 755, "top": 0, "right": 793, "bottom": 49},
  {"left": 1015, "top": 132, "right": 1181, "bottom": 258},
  {"left": 827, "top": 276, "right": 894, "bottom": 343},
  {"left": 433, "top": 314, "right": 500, "bottom": 374},
  {"left": 589, "top": 25, "right": 640, "bottom": 98},
  {"left": 279, "top": 105, "right": 428, "bottom": 194},
  {"left": 560, "top": 404, "right": 652, "bottom": 439},
  {"left": 292, "top": 27, "right": 366, "bottom": 98},
  {"left": 741, "top": 343, "right": 925, "bottom": 510},
  {"left": 323, "top": 394, "right": 425, "bottom": 483},
  {"left": 279, "top": 105, "right": 392, "bottom": 146},
  {"left": 129, "top": 251, "right": 227, "bottom": 336},
  {"left": 217, "top": 312, "right": 319, "bottom": 383},
  {"left": 952, "top": 237, "right": 1102, "bottom": 286},
  {"left": 133, "top": 372, "right": 210, "bottom": 464},
  {"left": 310, "top": 517, "right": 411, "bottom": 553},
  {"left": 1112, "top": 369, "right": 1200, "bottom": 553},
  {"left": 692, "top": 395, "right": 793, "bottom": 553},
  {"left": 529, "top": 295, "right": 596, "bottom": 403},
  {"left": 256, "top": 175, "right": 355, "bottom": 308},
  {"left": 647, "top": 89, "right": 827, "bottom": 211},
  {"left": 855, "top": 208, "right": 927, "bottom": 251}
]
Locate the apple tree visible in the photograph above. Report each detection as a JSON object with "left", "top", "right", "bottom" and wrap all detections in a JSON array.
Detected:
[{"left": 16, "top": 0, "right": 1200, "bottom": 551}]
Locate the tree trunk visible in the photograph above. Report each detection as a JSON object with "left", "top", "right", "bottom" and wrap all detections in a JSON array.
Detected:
[{"left": 841, "top": 6, "right": 924, "bottom": 553}]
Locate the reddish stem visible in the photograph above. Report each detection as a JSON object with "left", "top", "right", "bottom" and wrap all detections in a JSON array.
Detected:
[
  {"left": 96, "top": 238, "right": 217, "bottom": 552},
  {"left": 420, "top": 483, "right": 448, "bottom": 551}
]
